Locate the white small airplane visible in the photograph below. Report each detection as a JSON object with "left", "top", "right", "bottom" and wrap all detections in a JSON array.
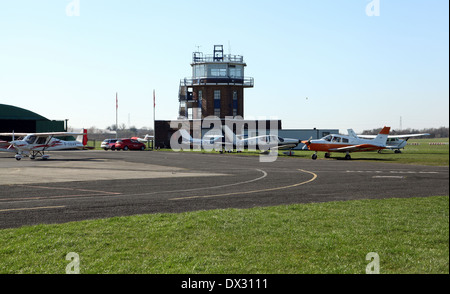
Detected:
[
  {"left": 348, "top": 130, "right": 430, "bottom": 153},
  {"left": 131, "top": 134, "right": 154, "bottom": 143},
  {"left": 178, "top": 129, "right": 223, "bottom": 149},
  {"left": 302, "top": 127, "right": 390, "bottom": 160},
  {"left": 222, "top": 125, "right": 300, "bottom": 152},
  {"left": 0, "top": 130, "right": 88, "bottom": 160}
]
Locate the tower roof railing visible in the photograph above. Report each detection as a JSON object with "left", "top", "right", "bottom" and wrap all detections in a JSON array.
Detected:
[
  {"left": 180, "top": 77, "right": 254, "bottom": 88},
  {"left": 192, "top": 53, "right": 245, "bottom": 64}
]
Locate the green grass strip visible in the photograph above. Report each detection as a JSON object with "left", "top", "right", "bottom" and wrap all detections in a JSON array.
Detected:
[{"left": 0, "top": 196, "right": 448, "bottom": 274}]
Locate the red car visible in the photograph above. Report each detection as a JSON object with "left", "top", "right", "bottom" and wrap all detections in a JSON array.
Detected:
[{"left": 115, "top": 139, "right": 146, "bottom": 151}]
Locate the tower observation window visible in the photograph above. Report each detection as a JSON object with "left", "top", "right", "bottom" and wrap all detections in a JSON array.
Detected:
[
  {"left": 229, "top": 65, "right": 243, "bottom": 78},
  {"left": 193, "top": 65, "right": 206, "bottom": 78},
  {"left": 211, "top": 68, "right": 227, "bottom": 77}
]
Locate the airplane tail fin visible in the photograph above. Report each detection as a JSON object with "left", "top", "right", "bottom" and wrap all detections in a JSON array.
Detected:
[
  {"left": 83, "top": 129, "right": 88, "bottom": 146},
  {"left": 373, "top": 126, "right": 390, "bottom": 145},
  {"left": 347, "top": 129, "right": 358, "bottom": 138},
  {"left": 76, "top": 129, "right": 88, "bottom": 146}
]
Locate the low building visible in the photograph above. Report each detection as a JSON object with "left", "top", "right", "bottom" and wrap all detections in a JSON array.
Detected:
[{"left": 0, "top": 104, "right": 66, "bottom": 133}]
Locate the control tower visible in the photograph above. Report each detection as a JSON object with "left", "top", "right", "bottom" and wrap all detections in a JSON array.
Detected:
[{"left": 179, "top": 45, "right": 254, "bottom": 119}]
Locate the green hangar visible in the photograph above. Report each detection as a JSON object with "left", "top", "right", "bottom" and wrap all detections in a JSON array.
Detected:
[{"left": 0, "top": 104, "right": 66, "bottom": 133}]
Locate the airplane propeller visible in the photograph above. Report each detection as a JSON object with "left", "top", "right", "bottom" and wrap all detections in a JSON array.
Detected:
[
  {"left": 7, "top": 132, "right": 24, "bottom": 151},
  {"left": 301, "top": 136, "right": 312, "bottom": 144},
  {"left": 301, "top": 136, "right": 313, "bottom": 150},
  {"left": 7, "top": 140, "right": 20, "bottom": 150}
]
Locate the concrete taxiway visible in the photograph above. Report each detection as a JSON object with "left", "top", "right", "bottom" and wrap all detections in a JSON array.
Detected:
[{"left": 0, "top": 150, "right": 448, "bottom": 229}]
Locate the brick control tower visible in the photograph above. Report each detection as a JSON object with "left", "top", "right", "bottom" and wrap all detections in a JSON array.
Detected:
[{"left": 179, "top": 45, "right": 254, "bottom": 119}]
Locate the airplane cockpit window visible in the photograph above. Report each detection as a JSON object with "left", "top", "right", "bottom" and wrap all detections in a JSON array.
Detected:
[
  {"left": 332, "top": 136, "right": 341, "bottom": 143},
  {"left": 278, "top": 137, "right": 284, "bottom": 142},
  {"left": 342, "top": 138, "right": 349, "bottom": 143},
  {"left": 323, "top": 135, "right": 332, "bottom": 142},
  {"left": 36, "top": 137, "right": 47, "bottom": 144},
  {"left": 25, "top": 135, "right": 37, "bottom": 144}
]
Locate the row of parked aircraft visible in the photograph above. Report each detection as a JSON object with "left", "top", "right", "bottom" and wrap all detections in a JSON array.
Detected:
[
  {"left": 177, "top": 126, "right": 300, "bottom": 151},
  {"left": 0, "top": 126, "right": 429, "bottom": 161}
]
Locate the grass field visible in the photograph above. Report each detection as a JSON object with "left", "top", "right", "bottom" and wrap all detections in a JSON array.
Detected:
[{"left": 0, "top": 196, "right": 448, "bottom": 274}]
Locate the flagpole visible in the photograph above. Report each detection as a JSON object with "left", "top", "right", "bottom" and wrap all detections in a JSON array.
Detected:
[
  {"left": 153, "top": 89, "right": 155, "bottom": 150},
  {"left": 116, "top": 92, "right": 118, "bottom": 139}
]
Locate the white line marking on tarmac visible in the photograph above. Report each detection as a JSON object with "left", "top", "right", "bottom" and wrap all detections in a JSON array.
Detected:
[
  {"left": 170, "top": 169, "right": 318, "bottom": 200},
  {"left": 0, "top": 169, "right": 268, "bottom": 204},
  {"left": 0, "top": 206, "right": 65, "bottom": 213}
]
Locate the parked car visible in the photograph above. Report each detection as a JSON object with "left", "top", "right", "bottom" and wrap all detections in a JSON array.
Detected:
[
  {"left": 115, "top": 138, "right": 146, "bottom": 151},
  {"left": 101, "top": 139, "right": 118, "bottom": 150}
]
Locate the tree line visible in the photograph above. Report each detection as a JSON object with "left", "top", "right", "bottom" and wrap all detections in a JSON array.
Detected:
[
  {"left": 71, "top": 125, "right": 154, "bottom": 141},
  {"left": 361, "top": 126, "right": 449, "bottom": 138}
]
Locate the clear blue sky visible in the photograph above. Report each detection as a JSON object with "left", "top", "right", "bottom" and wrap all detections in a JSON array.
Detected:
[{"left": 0, "top": 0, "right": 448, "bottom": 133}]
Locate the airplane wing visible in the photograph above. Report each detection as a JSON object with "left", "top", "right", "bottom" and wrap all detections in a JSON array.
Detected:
[
  {"left": 0, "top": 133, "right": 29, "bottom": 137},
  {"left": 329, "top": 144, "right": 383, "bottom": 152},
  {"left": 271, "top": 144, "right": 298, "bottom": 150},
  {"left": 0, "top": 132, "right": 86, "bottom": 137},
  {"left": 387, "top": 133, "right": 430, "bottom": 139},
  {"left": 358, "top": 133, "right": 430, "bottom": 139}
]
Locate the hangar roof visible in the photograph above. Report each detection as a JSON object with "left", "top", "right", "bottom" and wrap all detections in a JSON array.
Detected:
[{"left": 0, "top": 104, "right": 48, "bottom": 121}]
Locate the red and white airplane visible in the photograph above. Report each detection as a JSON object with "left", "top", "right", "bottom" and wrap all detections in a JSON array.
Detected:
[
  {"left": 301, "top": 126, "right": 390, "bottom": 160},
  {"left": 0, "top": 129, "right": 88, "bottom": 160},
  {"left": 131, "top": 134, "right": 154, "bottom": 143}
]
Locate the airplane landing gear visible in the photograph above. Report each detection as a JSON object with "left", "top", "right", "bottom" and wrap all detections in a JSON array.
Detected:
[
  {"left": 312, "top": 152, "right": 318, "bottom": 160},
  {"left": 344, "top": 152, "right": 351, "bottom": 160}
]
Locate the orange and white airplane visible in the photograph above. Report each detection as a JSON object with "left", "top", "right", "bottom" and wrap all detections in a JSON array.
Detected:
[
  {"left": 301, "top": 126, "right": 390, "bottom": 160},
  {"left": 0, "top": 129, "right": 88, "bottom": 160}
]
